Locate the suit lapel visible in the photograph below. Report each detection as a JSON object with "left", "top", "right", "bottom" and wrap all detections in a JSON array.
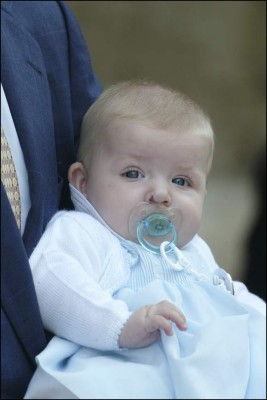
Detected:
[
  {"left": 1, "top": 4, "right": 57, "bottom": 361},
  {"left": 1, "top": 8, "right": 59, "bottom": 256}
]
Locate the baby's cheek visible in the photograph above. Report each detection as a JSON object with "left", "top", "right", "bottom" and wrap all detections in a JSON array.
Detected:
[
  {"left": 107, "top": 214, "right": 130, "bottom": 240},
  {"left": 178, "top": 218, "right": 200, "bottom": 248}
]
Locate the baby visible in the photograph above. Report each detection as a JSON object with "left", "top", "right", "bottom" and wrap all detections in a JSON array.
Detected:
[{"left": 25, "top": 81, "right": 266, "bottom": 399}]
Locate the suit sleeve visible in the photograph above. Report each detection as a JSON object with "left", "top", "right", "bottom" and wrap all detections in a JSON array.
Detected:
[
  {"left": 57, "top": 1, "right": 102, "bottom": 154},
  {"left": 22, "top": 0, "right": 102, "bottom": 209}
]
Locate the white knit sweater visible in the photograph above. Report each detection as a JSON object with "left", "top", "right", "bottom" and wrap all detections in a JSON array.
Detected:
[{"left": 29, "top": 185, "right": 266, "bottom": 351}]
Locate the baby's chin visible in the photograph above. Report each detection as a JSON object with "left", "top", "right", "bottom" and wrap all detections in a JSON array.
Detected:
[{"left": 178, "top": 233, "right": 196, "bottom": 249}]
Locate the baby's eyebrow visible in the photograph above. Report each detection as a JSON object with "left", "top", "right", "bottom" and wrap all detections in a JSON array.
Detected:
[
  {"left": 173, "top": 167, "right": 204, "bottom": 180},
  {"left": 120, "top": 153, "right": 148, "bottom": 162}
]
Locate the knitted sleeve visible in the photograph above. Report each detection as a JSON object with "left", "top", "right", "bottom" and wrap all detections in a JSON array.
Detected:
[{"left": 29, "top": 211, "right": 131, "bottom": 350}]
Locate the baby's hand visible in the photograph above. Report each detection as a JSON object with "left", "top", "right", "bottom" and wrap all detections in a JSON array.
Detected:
[{"left": 118, "top": 300, "right": 187, "bottom": 349}]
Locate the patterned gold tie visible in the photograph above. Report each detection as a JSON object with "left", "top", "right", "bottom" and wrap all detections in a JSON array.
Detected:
[{"left": 1, "top": 126, "right": 21, "bottom": 229}]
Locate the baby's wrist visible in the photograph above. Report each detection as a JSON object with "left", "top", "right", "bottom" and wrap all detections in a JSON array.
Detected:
[{"left": 117, "top": 312, "right": 133, "bottom": 349}]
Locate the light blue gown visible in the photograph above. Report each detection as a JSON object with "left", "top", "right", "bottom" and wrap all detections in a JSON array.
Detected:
[{"left": 25, "top": 242, "right": 266, "bottom": 399}]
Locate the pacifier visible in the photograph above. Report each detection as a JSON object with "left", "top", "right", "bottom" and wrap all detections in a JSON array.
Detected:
[{"left": 129, "top": 202, "right": 182, "bottom": 253}]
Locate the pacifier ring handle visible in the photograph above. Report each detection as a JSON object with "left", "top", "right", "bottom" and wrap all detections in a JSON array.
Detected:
[{"left": 160, "top": 241, "right": 184, "bottom": 270}]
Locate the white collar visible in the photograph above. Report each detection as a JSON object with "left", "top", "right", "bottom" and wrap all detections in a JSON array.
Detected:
[{"left": 69, "top": 184, "right": 133, "bottom": 247}]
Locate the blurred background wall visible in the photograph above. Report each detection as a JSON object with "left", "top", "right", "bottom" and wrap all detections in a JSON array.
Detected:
[{"left": 68, "top": 1, "right": 266, "bottom": 293}]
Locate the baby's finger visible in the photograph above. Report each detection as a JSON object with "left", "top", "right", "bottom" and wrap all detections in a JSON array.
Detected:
[
  {"left": 155, "top": 302, "right": 187, "bottom": 330},
  {"left": 148, "top": 315, "right": 174, "bottom": 336},
  {"left": 165, "top": 309, "right": 187, "bottom": 330}
]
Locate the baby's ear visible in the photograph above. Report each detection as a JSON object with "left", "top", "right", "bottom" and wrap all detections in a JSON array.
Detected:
[{"left": 68, "top": 162, "right": 88, "bottom": 194}]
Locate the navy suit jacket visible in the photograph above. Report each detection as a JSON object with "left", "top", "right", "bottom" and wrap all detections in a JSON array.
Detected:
[{"left": 1, "top": 1, "right": 102, "bottom": 398}]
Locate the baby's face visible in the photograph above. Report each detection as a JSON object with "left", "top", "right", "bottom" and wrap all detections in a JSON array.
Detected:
[{"left": 84, "top": 118, "right": 211, "bottom": 248}]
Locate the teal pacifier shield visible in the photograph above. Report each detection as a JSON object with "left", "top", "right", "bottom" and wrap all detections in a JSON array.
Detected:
[
  {"left": 142, "top": 214, "right": 172, "bottom": 237},
  {"left": 137, "top": 213, "right": 177, "bottom": 253},
  {"left": 129, "top": 202, "right": 181, "bottom": 253}
]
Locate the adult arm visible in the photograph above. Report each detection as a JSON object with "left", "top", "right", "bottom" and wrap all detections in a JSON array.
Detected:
[{"left": 1, "top": 1, "right": 101, "bottom": 398}]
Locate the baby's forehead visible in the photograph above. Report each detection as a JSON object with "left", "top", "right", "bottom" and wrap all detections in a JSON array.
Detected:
[
  {"left": 103, "top": 119, "right": 211, "bottom": 153},
  {"left": 102, "top": 117, "right": 176, "bottom": 142},
  {"left": 103, "top": 117, "right": 211, "bottom": 146}
]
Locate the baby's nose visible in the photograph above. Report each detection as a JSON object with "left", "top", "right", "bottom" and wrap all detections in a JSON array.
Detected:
[{"left": 146, "top": 184, "right": 172, "bottom": 206}]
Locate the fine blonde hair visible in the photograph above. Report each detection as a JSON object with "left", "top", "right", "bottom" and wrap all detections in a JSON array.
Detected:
[{"left": 78, "top": 80, "right": 214, "bottom": 171}]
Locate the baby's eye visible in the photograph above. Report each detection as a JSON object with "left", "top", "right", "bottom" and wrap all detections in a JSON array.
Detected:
[
  {"left": 172, "top": 177, "right": 189, "bottom": 187},
  {"left": 123, "top": 169, "right": 143, "bottom": 179}
]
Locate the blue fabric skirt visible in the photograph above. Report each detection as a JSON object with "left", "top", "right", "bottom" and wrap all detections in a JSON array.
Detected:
[{"left": 24, "top": 280, "right": 266, "bottom": 399}]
